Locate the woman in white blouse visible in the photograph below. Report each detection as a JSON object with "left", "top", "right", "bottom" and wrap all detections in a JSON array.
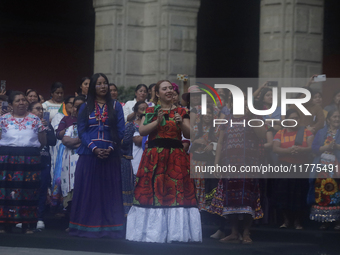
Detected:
[
  {"left": 42, "top": 82, "right": 64, "bottom": 121},
  {"left": 123, "top": 84, "right": 153, "bottom": 122},
  {"left": 0, "top": 91, "right": 46, "bottom": 234}
]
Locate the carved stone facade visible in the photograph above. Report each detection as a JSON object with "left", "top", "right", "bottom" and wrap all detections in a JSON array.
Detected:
[
  {"left": 93, "top": 0, "right": 200, "bottom": 87},
  {"left": 93, "top": 0, "right": 325, "bottom": 88},
  {"left": 259, "top": 0, "right": 324, "bottom": 86}
]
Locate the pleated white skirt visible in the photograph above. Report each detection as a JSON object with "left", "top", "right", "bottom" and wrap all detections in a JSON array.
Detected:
[{"left": 126, "top": 206, "right": 202, "bottom": 243}]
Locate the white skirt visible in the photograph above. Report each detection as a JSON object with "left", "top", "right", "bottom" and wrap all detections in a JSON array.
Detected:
[{"left": 126, "top": 206, "right": 202, "bottom": 243}]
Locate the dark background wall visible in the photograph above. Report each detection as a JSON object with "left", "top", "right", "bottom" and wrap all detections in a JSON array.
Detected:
[
  {"left": 0, "top": 0, "right": 95, "bottom": 98},
  {"left": 322, "top": 1, "right": 340, "bottom": 104},
  {"left": 196, "top": 0, "right": 261, "bottom": 78},
  {"left": 0, "top": 0, "right": 339, "bottom": 100}
]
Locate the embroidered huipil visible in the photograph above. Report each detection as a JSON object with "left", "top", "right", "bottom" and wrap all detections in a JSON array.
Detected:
[
  {"left": 77, "top": 100, "right": 125, "bottom": 155},
  {"left": 0, "top": 113, "right": 46, "bottom": 147}
]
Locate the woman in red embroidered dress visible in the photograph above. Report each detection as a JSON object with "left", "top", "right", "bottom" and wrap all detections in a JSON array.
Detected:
[{"left": 126, "top": 80, "right": 202, "bottom": 243}]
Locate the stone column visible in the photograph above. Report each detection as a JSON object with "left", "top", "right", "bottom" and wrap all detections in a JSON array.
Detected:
[
  {"left": 93, "top": 0, "right": 200, "bottom": 89},
  {"left": 259, "top": 0, "right": 324, "bottom": 87}
]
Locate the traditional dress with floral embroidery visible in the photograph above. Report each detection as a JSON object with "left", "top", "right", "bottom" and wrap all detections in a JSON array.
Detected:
[
  {"left": 126, "top": 106, "right": 202, "bottom": 243},
  {"left": 208, "top": 114, "right": 263, "bottom": 220},
  {"left": 310, "top": 131, "right": 340, "bottom": 222},
  {"left": 60, "top": 124, "right": 79, "bottom": 208},
  {"left": 0, "top": 113, "right": 45, "bottom": 224},
  {"left": 191, "top": 125, "right": 220, "bottom": 211}
]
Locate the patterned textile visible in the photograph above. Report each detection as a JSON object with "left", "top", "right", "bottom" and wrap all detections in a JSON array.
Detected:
[
  {"left": 61, "top": 125, "right": 79, "bottom": 198},
  {"left": 310, "top": 131, "right": 340, "bottom": 222},
  {"left": 51, "top": 144, "right": 65, "bottom": 206},
  {"left": 42, "top": 101, "right": 63, "bottom": 121},
  {"left": 69, "top": 100, "right": 125, "bottom": 238},
  {"left": 120, "top": 121, "right": 136, "bottom": 216},
  {"left": 191, "top": 125, "right": 220, "bottom": 211},
  {"left": 133, "top": 106, "right": 196, "bottom": 207},
  {"left": 273, "top": 128, "right": 313, "bottom": 164},
  {"left": 0, "top": 147, "right": 41, "bottom": 223},
  {"left": 76, "top": 100, "right": 124, "bottom": 154},
  {"left": 191, "top": 105, "right": 220, "bottom": 126},
  {"left": 50, "top": 112, "right": 65, "bottom": 204},
  {"left": 0, "top": 113, "right": 46, "bottom": 148},
  {"left": 207, "top": 114, "right": 263, "bottom": 219}
]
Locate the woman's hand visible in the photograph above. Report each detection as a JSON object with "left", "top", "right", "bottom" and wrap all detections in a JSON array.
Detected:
[
  {"left": 93, "top": 148, "right": 102, "bottom": 157},
  {"left": 306, "top": 74, "right": 318, "bottom": 87},
  {"left": 306, "top": 125, "right": 316, "bottom": 134},
  {"left": 1, "top": 109, "right": 9, "bottom": 116},
  {"left": 204, "top": 143, "right": 213, "bottom": 152},
  {"left": 41, "top": 119, "right": 48, "bottom": 127},
  {"left": 326, "top": 141, "right": 336, "bottom": 151},
  {"left": 157, "top": 109, "right": 165, "bottom": 124},
  {"left": 174, "top": 112, "right": 183, "bottom": 125},
  {"left": 286, "top": 146, "right": 295, "bottom": 155},
  {"left": 193, "top": 138, "right": 206, "bottom": 145},
  {"left": 291, "top": 145, "right": 302, "bottom": 154},
  {"left": 101, "top": 148, "right": 112, "bottom": 158},
  {"left": 94, "top": 148, "right": 108, "bottom": 159}
]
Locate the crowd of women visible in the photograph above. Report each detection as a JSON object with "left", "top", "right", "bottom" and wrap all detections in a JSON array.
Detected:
[{"left": 0, "top": 74, "right": 339, "bottom": 246}]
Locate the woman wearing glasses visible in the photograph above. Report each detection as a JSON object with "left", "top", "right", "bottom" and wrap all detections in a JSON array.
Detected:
[{"left": 28, "top": 102, "right": 56, "bottom": 229}]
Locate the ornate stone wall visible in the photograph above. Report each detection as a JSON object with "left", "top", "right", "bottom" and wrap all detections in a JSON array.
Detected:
[
  {"left": 93, "top": 0, "right": 200, "bottom": 87},
  {"left": 259, "top": 0, "right": 324, "bottom": 86}
]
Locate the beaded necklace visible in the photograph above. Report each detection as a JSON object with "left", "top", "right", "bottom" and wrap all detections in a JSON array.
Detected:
[{"left": 95, "top": 101, "right": 108, "bottom": 123}]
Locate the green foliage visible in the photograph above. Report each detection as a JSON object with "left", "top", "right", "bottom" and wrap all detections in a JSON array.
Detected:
[{"left": 117, "top": 86, "right": 136, "bottom": 103}]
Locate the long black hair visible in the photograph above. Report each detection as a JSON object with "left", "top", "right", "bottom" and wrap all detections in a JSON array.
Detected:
[
  {"left": 147, "top": 83, "right": 156, "bottom": 102},
  {"left": 81, "top": 73, "right": 119, "bottom": 147},
  {"left": 255, "top": 87, "right": 272, "bottom": 109}
]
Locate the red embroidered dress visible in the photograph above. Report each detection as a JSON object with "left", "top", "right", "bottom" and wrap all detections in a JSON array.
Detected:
[{"left": 133, "top": 106, "right": 196, "bottom": 207}]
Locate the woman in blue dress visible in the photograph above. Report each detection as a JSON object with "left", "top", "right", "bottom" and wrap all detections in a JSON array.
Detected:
[{"left": 69, "top": 73, "right": 125, "bottom": 238}]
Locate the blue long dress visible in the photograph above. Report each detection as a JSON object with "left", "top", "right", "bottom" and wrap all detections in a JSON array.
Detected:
[{"left": 69, "top": 100, "right": 125, "bottom": 238}]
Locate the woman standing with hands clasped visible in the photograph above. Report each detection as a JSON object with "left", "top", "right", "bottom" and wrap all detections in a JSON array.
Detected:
[
  {"left": 126, "top": 80, "right": 202, "bottom": 243},
  {"left": 273, "top": 109, "right": 314, "bottom": 230},
  {"left": 69, "top": 73, "right": 125, "bottom": 238}
]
